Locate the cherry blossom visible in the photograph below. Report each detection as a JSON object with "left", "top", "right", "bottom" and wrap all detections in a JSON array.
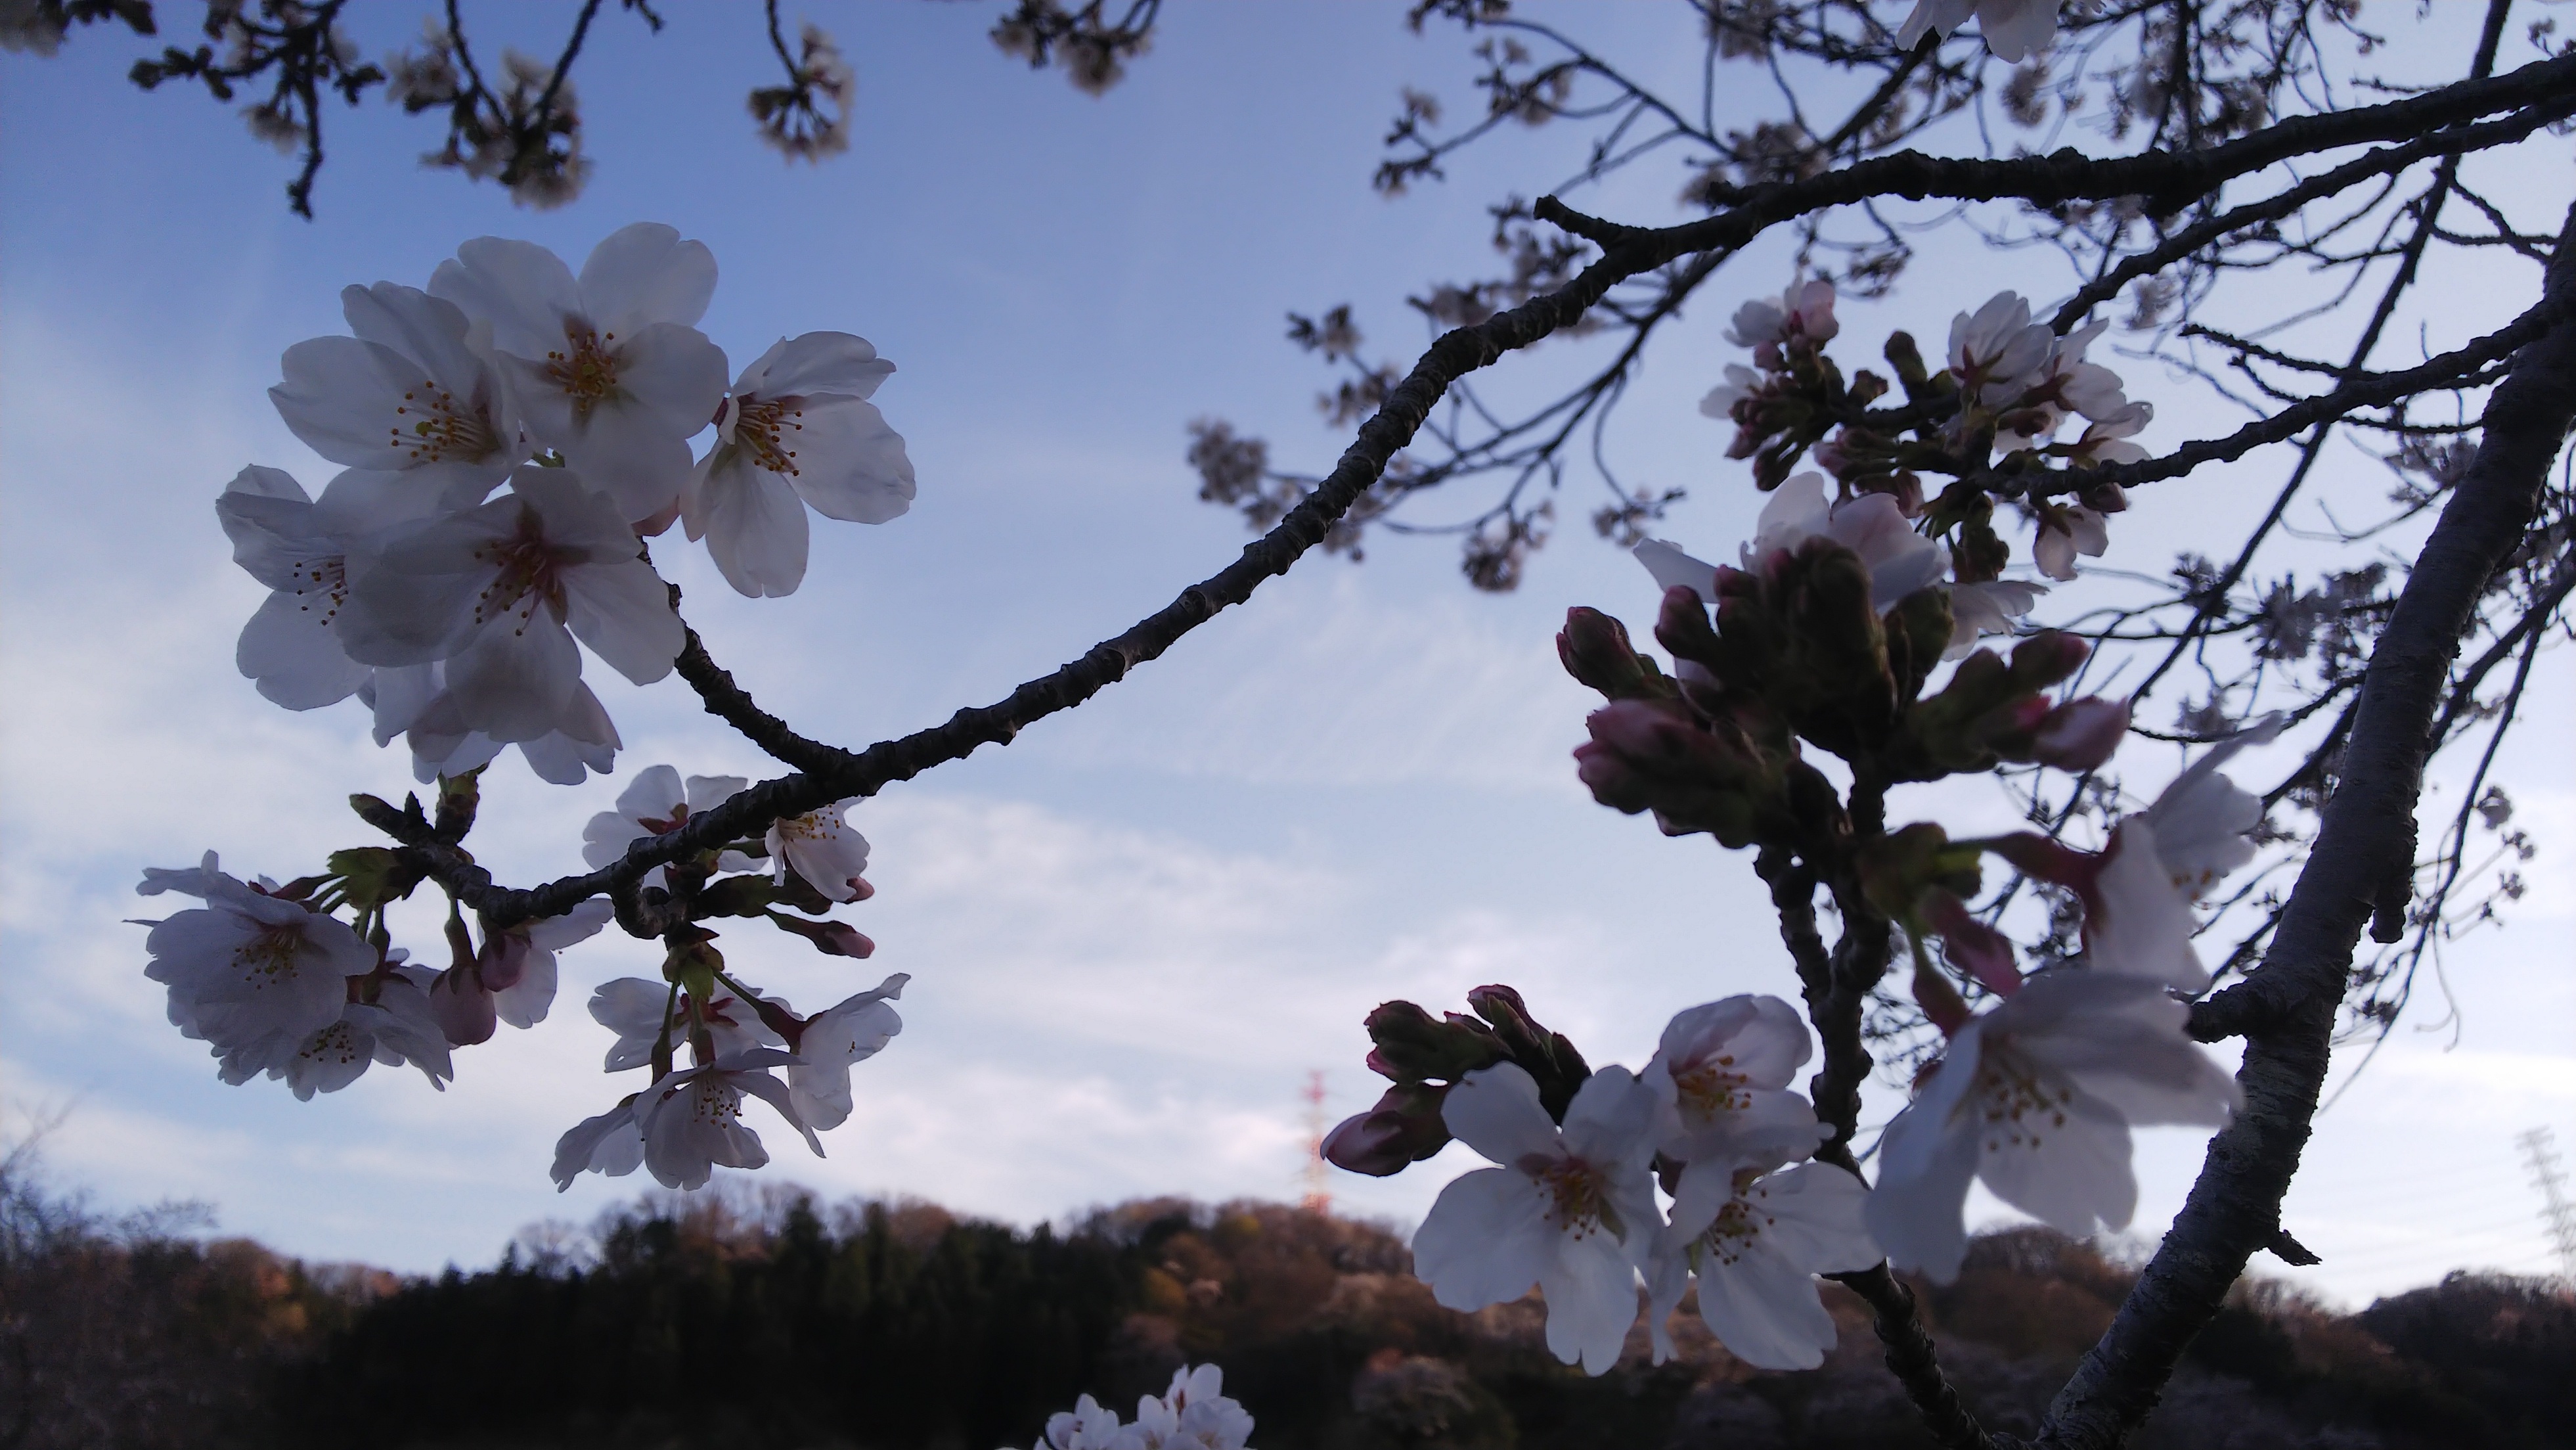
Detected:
[
  {"left": 2139, "top": 713, "right": 2286, "bottom": 899},
  {"left": 268, "top": 282, "right": 522, "bottom": 524},
  {"left": 338, "top": 466, "right": 683, "bottom": 743},
  {"left": 1697, "top": 361, "right": 1762, "bottom": 420},
  {"left": 634, "top": 1049, "right": 824, "bottom": 1191},
  {"left": 1410, "top": 1062, "right": 1661, "bottom": 1375},
  {"left": 1117, "top": 1364, "right": 1256, "bottom": 1450},
  {"left": 215, "top": 465, "right": 370, "bottom": 710},
  {"left": 2033, "top": 502, "right": 2110, "bottom": 581},
  {"left": 1639, "top": 995, "right": 1827, "bottom": 1165},
  {"left": 682, "top": 330, "right": 916, "bottom": 598},
  {"left": 475, "top": 897, "right": 616, "bottom": 1031},
  {"left": 135, "top": 852, "right": 374, "bottom": 1064},
  {"left": 1947, "top": 290, "right": 2057, "bottom": 404},
  {"left": 428, "top": 222, "right": 729, "bottom": 523},
  {"left": 590, "top": 977, "right": 786, "bottom": 1072},
  {"left": 550, "top": 1098, "right": 646, "bottom": 1191},
  {"left": 786, "top": 973, "right": 908, "bottom": 1130},
  {"left": 1021, "top": 1393, "right": 1126, "bottom": 1450},
  {"left": 1645, "top": 1156, "right": 1878, "bottom": 1371},
  {"left": 1947, "top": 578, "right": 2047, "bottom": 658},
  {"left": 1864, "top": 969, "right": 2240, "bottom": 1283},
  {"left": 361, "top": 661, "right": 623, "bottom": 786},
  {"left": 2084, "top": 818, "right": 2210, "bottom": 991},
  {"left": 582, "top": 765, "right": 749, "bottom": 888},
  {"left": 1897, "top": 0, "right": 2060, "bottom": 64},
  {"left": 1725, "top": 278, "right": 1839, "bottom": 362},
  {"left": 2067, "top": 401, "right": 2154, "bottom": 466},
  {"left": 233, "top": 963, "right": 455, "bottom": 1100},
  {"left": 765, "top": 797, "right": 872, "bottom": 902}
]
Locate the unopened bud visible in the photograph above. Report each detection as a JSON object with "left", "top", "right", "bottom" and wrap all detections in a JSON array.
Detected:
[
  {"left": 1321, "top": 1083, "right": 1453, "bottom": 1177},
  {"left": 2081, "top": 482, "right": 2129, "bottom": 514},
  {"left": 2009, "top": 630, "right": 2091, "bottom": 689},
  {"left": 428, "top": 966, "right": 498, "bottom": 1047},
  {"left": 1884, "top": 330, "right": 1928, "bottom": 389},
  {"left": 1557, "top": 607, "right": 1650, "bottom": 698},
  {"left": 770, "top": 913, "right": 876, "bottom": 958},
  {"left": 2026, "top": 696, "right": 2131, "bottom": 771}
]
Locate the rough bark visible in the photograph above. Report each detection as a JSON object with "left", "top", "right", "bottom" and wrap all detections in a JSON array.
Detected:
[{"left": 2038, "top": 202, "right": 2576, "bottom": 1449}]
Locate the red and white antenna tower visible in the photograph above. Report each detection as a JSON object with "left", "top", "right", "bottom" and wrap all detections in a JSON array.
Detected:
[{"left": 1299, "top": 1070, "right": 1331, "bottom": 1212}]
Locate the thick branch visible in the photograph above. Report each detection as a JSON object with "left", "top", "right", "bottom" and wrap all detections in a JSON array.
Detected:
[{"left": 2038, "top": 200, "right": 2576, "bottom": 1450}]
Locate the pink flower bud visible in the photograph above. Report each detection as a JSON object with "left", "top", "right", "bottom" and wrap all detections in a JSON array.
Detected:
[
  {"left": 428, "top": 967, "right": 498, "bottom": 1047},
  {"left": 2030, "top": 696, "right": 2131, "bottom": 771}
]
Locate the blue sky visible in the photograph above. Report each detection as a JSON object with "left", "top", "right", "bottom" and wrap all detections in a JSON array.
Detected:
[{"left": 3, "top": 3, "right": 2567, "bottom": 1308}]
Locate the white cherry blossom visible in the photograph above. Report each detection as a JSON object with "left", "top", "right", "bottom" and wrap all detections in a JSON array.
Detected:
[
  {"left": 682, "top": 331, "right": 916, "bottom": 598},
  {"left": 1947, "top": 290, "right": 2056, "bottom": 404},
  {"left": 1117, "top": 1364, "right": 1256, "bottom": 1450},
  {"left": 1896, "top": 0, "right": 2060, "bottom": 63},
  {"left": 1640, "top": 995, "right": 1827, "bottom": 1164},
  {"left": 232, "top": 963, "right": 455, "bottom": 1100},
  {"left": 1410, "top": 1062, "right": 1661, "bottom": 1375},
  {"left": 269, "top": 282, "right": 522, "bottom": 523},
  {"left": 551, "top": 1097, "right": 646, "bottom": 1191},
  {"left": 481, "top": 897, "right": 616, "bottom": 1030},
  {"left": 135, "top": 852, "right": 374, "bottom": 1063},
  {"left": 362, "top": 660, "right": 622, "bottom": 786},
  {"left": 339, "top": 466, "right": 683, "bottom": 743},
  {"left": 1725, "top": 279, "right": 1838, "bottom": 356},
  {"left": 428, "top": 223, "right": 730, "bottom": 522},
  {"left": 1645, "top": 1156, "right": 1879, "bottom": 1371},
  {"left": 2085, "top": 818, "right": 2209, "bottom": 992},
  {"left": 590, "top": 978, "right": 784, "bottom": 1072},
  {"left": 1019, "top": 1393, "right": 1127, "bottom": 1450},
  {"left": 215, "top": 465, "right": 371, "bottom": 710},
  {"left": 1697, "top": 361, "right": 1762, "bottom": 419},
  {"left": 2139, "top": 713, "right": 2286, "bottom": 899},
  {"left": 1864, "top": 969, "right": 2240, "bottom": 1283},
  {"left": 1946, "top": 578, "right": 2047, "bottom": 658},
  {"left": 2033, "top": 503, "right": 2110, "bottom": 581},
  {"left": 2068, "top": 401, "right": 2154, "bottom": 466},
  {"left": 787, "top": 973, "right": 908, "bottom": 1130},
  {"left": 582, "top": 765, "right": 750, "bottom": 888},
  {"left": 635, "top": 1049, "right": 824, "bottom": 1191},
  {"left": 766, "top": 797, "right": 871, "bottom": 902}
]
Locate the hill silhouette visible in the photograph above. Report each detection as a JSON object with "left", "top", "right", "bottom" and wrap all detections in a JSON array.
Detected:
[{"left": 5, "top": 1164, "right": 2569, "bottom": 1449}]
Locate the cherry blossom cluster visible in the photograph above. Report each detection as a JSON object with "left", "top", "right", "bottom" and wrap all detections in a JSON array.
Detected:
[
  {"left": 1008, "top": 1365, "right": 1256, "bottom": 1450},
  {"left": 1323, "top": 711, "right": 2261, "bottom": 1371},
  {"left": 139, "top": 223, "right": 925, "bottom": 1193},
  {"left": 227, "top": 220, "right": 912, "bottom": 786},
  {"left": 1321, "top": 317, "right": 2268, "bottom": 1370},
  {"left": 1895, "top": 0, "right": 2067, "bottom": 64},
  {"left": 1699, "top": 276, "right": 2148, "bottom": 660}
]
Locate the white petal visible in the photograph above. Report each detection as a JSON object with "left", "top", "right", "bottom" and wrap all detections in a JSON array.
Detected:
[
  {"left": 1412, "top": 1168, "right": 1556, "bottom": 1310},
  {"left": 786, "top": 396, "right": 915, "bottom": 525},
  {"left": 432, "top": 237, "right": 582, "bottom": 360},
  {"left": 742, "top": 330, "right": 895, "bottom": 400},
  {"left": 1696, "top": 1236, "right": 1838, "bottom": 1371},
  {"left": 697, "top": 459, "right": 813, "bottom": 598},
  {"left": 236, "top": 589, "right": 370, "bottom": 710},
  {"left": 1440, "top": 1063, "right": 1562, "bottom": 1166},
  {"left": 1975, "top": 1081, "right": 2137, "bottom": 1238},
  {"left": 1632, "top": 539, "right": 1720, "bottom": 602},
  {"left": 614, "top": 764, "right": 686, "bottom": 824},
  {"left": 579, "top": 223, "right": 717, "bottom": 334},
  {"left": 442, "top": 613, "right": 584, "bottom": 743},
  {"left": 1536, "top": 1227, "right": 1645, "bottom": 1374}
]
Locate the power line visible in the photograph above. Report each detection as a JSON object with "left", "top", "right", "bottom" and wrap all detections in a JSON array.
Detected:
[{"left": 2514, "top": 1126, "right": 2576, "bottom": 1284}]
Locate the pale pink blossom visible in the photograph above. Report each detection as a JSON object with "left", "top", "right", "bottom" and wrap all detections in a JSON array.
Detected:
[
  {"left": 1639, "top": 995, "right": 1827, "bottom": 1165},
  {"left": 1725, "top": 278, "right": 1839, "bottom": 358},
  {"left": 1697, "top": 362, "right": 1762, "bottom": 420},
  {"left": 428, "top": 223, "right": 730, "bottom": 523},
  {"left": 361, "top": 659, "right": 621, "bottom": 785},
  {"left": 634, "top": 1049, "right": 824, "bottom": 1190},
  {"left": 786, "top": 973, "right": 908, "bottom": 1130},
  {"left": 551, "top": 1097, "right": 646, "bottom": 1190},
  {"left": 590, "top": 978, "right": 784, "bottom": 1072},
  {"left": 215, "top": 465, "right": 372, "bottom": 711},
  {"left": 135, "top": 852, "right": 374, "bottom": 1064},
  {"left": 582, "top": 765, "right": 749, "bottom": 888},
  {"left": 1947, "top": 290, "right": 2056, "bottom": 403},
  {"left": 268, "top": 282, "right": 522, "bottom": 524},
  {"left": 2033, "top": 503, "right": 2110, "bottom": 581},
  {"left": 1115, "top": 1364, "right": 1256, "bottom": 1450},
  {"left": 1945, "top": 578, "right": 2047, "bottom": 658},
  {"left": 682, "top": 331, "right": 916, "bottom": 598},
  {"left": 1863, "top": 969, "right": 2239, "bottom": 1283},
  {"left": 1896, "top": 0, "right": 2060, "bottom": 63},
  {"left": 1411, "top": 1062, "right": 1661, "bottom": 1375},
  {"left": 2139, "top": 714, "right": 2286, "bottom": 899},
  {"left": 765, "top": 798, "right": 871, "bottom": 902},
  {"left": 1645, "top": 1156, "right": 1878, "bottom": 1370}
]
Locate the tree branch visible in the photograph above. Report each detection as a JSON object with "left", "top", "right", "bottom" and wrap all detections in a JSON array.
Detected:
[{"left": 2037, "top": 199, "right": 2576, "bottom": 1450}]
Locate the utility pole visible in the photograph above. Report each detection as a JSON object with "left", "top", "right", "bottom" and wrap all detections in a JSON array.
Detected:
[
  {"left": 2514, "top": 1127, "right": 2576, "bottom": 1284},
  {"left": 1299, "top": 1070, "right": 1331, "bottom": 1213}
]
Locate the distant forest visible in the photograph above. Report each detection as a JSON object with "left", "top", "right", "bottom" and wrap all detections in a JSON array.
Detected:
[{"left": 5, "top": 1161, "right": 2570, "bottom": 1450}]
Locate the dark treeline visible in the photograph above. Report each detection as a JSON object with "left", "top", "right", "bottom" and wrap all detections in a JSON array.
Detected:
[{"left": 5, "top": 1163, "right": 2571, "bottom": 1450}]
